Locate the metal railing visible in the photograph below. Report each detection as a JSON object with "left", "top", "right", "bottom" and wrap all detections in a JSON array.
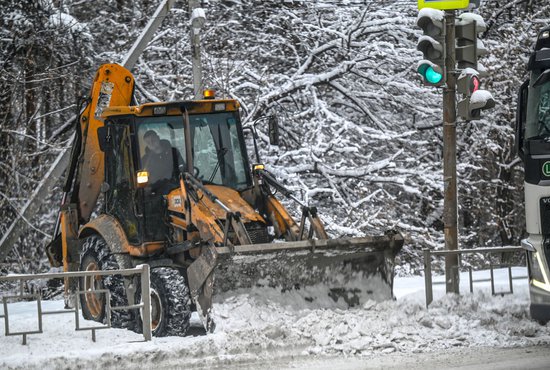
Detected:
[
  {"left": 423, "top": 247, "right": 527, "bottom": 308},
  {"left": 0, "top": 265, "right": 152, "bottom": 344}
]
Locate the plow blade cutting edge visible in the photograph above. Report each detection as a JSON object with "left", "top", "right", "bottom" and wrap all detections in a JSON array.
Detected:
[{"left": 187, "top": 232, "right": 404, "bottom": 332}]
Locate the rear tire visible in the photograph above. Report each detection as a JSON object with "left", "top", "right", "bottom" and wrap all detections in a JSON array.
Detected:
[
  {"left": 79, "top": 235, "right": 131, "bottom": 328},
  {"left": 136, "top": 267, "right": 191, "bottom": 337}
]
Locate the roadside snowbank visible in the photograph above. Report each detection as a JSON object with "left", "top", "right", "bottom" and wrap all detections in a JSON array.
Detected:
[{"left": 1, "top": 268, "right": 549, "bottom": 369}]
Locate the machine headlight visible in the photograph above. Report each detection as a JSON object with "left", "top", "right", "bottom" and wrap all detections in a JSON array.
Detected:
[{"left": 137, "top": 171, "right": 149, "bottom": 186}]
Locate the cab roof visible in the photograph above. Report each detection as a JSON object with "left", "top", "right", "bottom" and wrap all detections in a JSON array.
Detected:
[{"left": 101, "top": 98, "right": 240, "bottom": 118}]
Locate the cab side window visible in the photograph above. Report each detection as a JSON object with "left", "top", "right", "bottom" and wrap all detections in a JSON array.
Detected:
[{"left": 104, "top": 122, "right": 140, "bottom": 244}]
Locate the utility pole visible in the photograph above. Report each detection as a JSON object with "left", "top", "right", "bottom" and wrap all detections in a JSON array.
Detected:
[
  {"left": 417, "top": 2, "right": 493, "bottom": 297},
  {"left": 443, "top": 10, "right": 459, "bottom": 294},
  {"left": 189, "top": 0, "right": 205, "bottom": 99}
]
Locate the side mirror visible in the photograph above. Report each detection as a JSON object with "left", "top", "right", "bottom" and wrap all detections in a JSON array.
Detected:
[
  {"left": 268, "top": 115, "right": 279, "bottom": 146},
  {"left": 515, "top": 79, "right": 529, "bottom": 161},
  {"left": 242, "top": 126, "right": 261, "bottom": 163}
]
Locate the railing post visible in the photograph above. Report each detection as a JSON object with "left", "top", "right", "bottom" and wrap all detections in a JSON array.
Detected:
[
  {"left": 508, "top": 265, "right": 514, "bottom": 294},
  {"left": 490, "top": 263, "right": 495, "bottom": 295},
  {"left": 468, "top": 266, "right": 473, "bottom": 293},
  {"left": 423, "top": 249, "right": 433, "bottom": 308},
  {"left": 1, "top": 267, "right": 152, "bottom": 343},
  {"left": 3, "top": 298, "right": 9, "bottom": 337},
  {"left": 140, "top": 264, "right": 152, "bottom": 341}
]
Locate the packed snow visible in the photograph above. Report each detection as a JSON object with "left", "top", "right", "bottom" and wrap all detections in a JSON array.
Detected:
[
  {"left": 458, "top": 12, "right": 487, "bottom": 30},
  {"left": 470, "top": 89, "right": 495, "bottom": 105},
  {"left": 1, "top": 268, "right": 549, "bottom": 369},
  {"left": 417, "top": 8, "right": 445, "bottom": 23}
]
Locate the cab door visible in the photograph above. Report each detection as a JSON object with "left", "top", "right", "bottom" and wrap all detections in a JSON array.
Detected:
[{"left": 103, "top": 120, "right": 141, "bottom": 244}]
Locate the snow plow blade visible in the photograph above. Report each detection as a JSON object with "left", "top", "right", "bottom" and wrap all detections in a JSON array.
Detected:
[{"left": 187, "top": 231, "right": 404, "bottom": 331}]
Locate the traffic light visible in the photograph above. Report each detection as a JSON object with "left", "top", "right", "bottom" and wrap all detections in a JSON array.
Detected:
[
  {"left": 416, "top": 8, "right": 446, "bottom": 87},
  {"left": 455, "top": 13, "right": 487, "bottom": 70},
  {"left": 457, "top": 69, "right": 495, "bottom": 121}
]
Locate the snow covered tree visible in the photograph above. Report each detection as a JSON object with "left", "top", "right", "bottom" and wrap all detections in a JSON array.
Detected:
[
  {"left": 0, "top": 0, "right": 93, "bottom": 273},
  {"left": 1, "top": 0, "right": 549, "bottom": 276}
]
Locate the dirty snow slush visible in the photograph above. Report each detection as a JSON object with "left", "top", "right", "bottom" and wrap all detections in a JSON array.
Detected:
[{"left": 1, "top": 269, "right": 550, "bottom": 369}]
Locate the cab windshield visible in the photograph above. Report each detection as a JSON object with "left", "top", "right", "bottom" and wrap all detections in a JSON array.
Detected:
[
  {"left": 526, "top": 71, "right": 550, "bottom": 139},
  {"left": 135, "top": 112, "right": 250, "bottom": 190}
]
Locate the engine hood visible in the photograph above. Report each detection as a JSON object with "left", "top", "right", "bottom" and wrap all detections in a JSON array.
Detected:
[{"left": 166, "top": 185, "right": 265, "bottom": 223}]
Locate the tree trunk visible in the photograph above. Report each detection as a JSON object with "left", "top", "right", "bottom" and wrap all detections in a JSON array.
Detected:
[{"left": 24, "top": 51, "right": 39, "bottom": 167}]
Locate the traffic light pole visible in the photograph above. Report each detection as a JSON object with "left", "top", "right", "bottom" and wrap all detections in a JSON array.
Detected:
[{"left": 443, "top": 10, "right": 460, "bottom": 294}]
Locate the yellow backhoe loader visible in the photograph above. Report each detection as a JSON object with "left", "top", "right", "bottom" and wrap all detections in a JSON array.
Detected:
[{"left": 45, "top": 63, "right": 404, "bottom": 336}]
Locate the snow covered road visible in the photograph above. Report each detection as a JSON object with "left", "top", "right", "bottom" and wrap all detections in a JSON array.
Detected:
[
  {"left": 232, "top": 345, "right": 550, "bottom": 370},
  {"left": 1, "top": 268, "right": 549, "bottom": 369}
]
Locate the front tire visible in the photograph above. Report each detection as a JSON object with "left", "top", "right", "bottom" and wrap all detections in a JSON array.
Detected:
[
  {"left": 79, "top": 235, "right": 130, "bottom": 328},
  {"left": 137, "top": 267, "right": 191, "bottom": 337}
]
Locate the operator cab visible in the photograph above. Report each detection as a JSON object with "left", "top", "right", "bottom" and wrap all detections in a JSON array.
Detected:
[
  {"left": 134, "top": 110, "right": 250, "bottom": 192},
  {"left": 516, "top": 26, "right": 550, "bottom": 324},
  {"left": 100, "top": 98, "right": 253, "bottom": 244},
  {"left": 516, "top": 27, "right": 550, "bottom": 171}
]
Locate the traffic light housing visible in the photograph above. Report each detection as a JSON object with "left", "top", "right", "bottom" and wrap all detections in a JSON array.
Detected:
[
  {"left": 417, "top": 8, "right": 446, "bottom": 87},
  {"left": 457, "top": 69, "right": 495, "bottom": 121},
  {"left": 417, "top": 0, "right": 469, "bottom": 10},
  {"left": 455, "top": 13, "right": 487, "bottom": 70}
]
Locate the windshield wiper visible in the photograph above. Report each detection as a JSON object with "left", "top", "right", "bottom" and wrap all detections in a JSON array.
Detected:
[{"left": 208, "top": 147, "right": 228, "bottom": 183}]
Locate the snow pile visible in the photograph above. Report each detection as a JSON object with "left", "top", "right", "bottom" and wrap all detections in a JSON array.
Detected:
[
  {"left": 1, "top": 270, "right": 549, "bottom": 369},
  {"left": 212, "top": 280, "right": 549, "bottom": 357}
]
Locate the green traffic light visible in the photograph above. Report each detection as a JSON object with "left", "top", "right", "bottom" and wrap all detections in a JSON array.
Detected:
[
  {"left": 417, "top": 63, "right": 444, "bottom": 86},
  {"left": 425, "top": 66, "right": 443, "bottom": 84}
]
